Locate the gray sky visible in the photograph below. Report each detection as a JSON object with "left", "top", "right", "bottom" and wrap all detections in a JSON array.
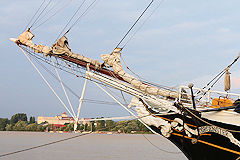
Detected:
[{"left": 1, "top": 0, "right": 240, "bottom": 119}]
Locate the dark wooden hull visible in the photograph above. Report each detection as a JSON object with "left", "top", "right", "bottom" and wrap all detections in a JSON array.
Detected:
[{"left": 148, "top": 113, "right": 240, "bottom": 160}]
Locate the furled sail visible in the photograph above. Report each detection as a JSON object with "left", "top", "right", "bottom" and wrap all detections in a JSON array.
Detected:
[
  {"left": 225, "top": 67, "right": 231, "bottom": 92},
  {"left": 17, "top": 29, "right": 51, "bottom": 56},
  {"left": 12, "top": 29, "right": 102, "bottom": 69},
  {"left": 12, "top": 30, "right": 179, "bottom": 99},
  {"left": 52, "top": 36, "right": 102, "bottom": 69},
  {"left": 101, "top": 48, "right": 179, "bottom": 98}
]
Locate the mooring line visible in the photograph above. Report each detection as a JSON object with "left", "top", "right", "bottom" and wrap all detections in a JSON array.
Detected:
[{"left": 0, "top": 133, "right": 91, "bottom": 158}]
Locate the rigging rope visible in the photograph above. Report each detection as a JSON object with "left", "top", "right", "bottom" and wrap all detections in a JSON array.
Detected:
[
  {"left": 12, "top": 43, "right": 184, "bottom": 157},
  {"left": 23, "top": 47, "right": 127, "bottom": 106},
  {"left": 30, "top": 0, "right": 53, "bottom": 29},
  {"left": 122, "top": 0, "right": 165, "bottom": 49},
  {"left": 93, "top": 80, "right": 159, "bottom": 135},
  {"left": 33, "top": 55, "right": 128, "bottom": 106},
  {"left": 55, "top": 0, "right": 87, "bottom": 41},
  {"left": 83, "top": 98, "right": 119, "bottom": 105},
  {"left": 24, "top": 0, "right": 46, "bottom": 31},
  {"left": 52, "top": 58, "right": 77, "bottom": 119},
  {"left": 197, "top": 54, "right": 240, "bottom": 99},
  {"left": 120, "top": 54, "right": 176, "bottom": 91},
  {"left": 179, "top": 104, "right": 240, "bottom": 133},
  {"left": 20, "top": 46, "right": 75, "bottom": 119},
  {"left": 22, "top": 46, "right": 171, "bottom": 110},
  {"left": 0, "top": 133, "right": 91, "bottom": 158},
  {"left": 32, "top": 0, "right": 73, "bottom": 30},
  {"left": 29, "top": 52, "right": 82, "bottom": 98},
  {"left": 24, "top": 47, "right": 122, "bottom": 101},
  {"left": 64, "top": 0, "right": 98, "bottom": 35},
  {"left": 115, "top": 0, "right": 154, "bottom": 49},
  {"left": 25, "top": 49, "right": 135, "bottom": 108},
  {"left": 199, "top": 55, "right": 239, "bottom": 92},
  {"left": 142, "top": 134, "right": 181, "bottom": 154},
  {"left": 54, "top": 52, "right": 159, "bottom": 135},
  {"left": 116, "top": 0, "right": 178, "bottom": 93},
  {"left": 32, "top": 0, "right": 60, "bottom": 27},
  {"left": 198, "top": 71, "right": 226, "bottom": 101},
  {"left": 104, "top": 66, "right": 130, "bottom": 107}
]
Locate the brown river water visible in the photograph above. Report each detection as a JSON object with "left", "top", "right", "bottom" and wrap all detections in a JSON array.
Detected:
[{"left": 0, "top": 131, "right": 187, "bottom": 160}]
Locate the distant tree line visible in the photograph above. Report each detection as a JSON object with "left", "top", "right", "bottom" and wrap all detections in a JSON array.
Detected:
[
  {"left": 0, "top": 114, "right": 151, "bottom": 134},
  {"left": 103, "top": 119, "right": 151, "bottom": 134},
  {"left": 55, "top": 119, "right": 151, "bottom": 134},
  {"left": 0, "top": 113, "right": 46, "bottom": 132}
]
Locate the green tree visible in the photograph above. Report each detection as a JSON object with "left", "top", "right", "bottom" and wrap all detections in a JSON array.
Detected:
[
  {"left": 91, "top": 122, "right": 95, "bottom": 132},
  {"left": 112, "top": 121, "right": 126, "bottom": 133},
  {"left": 84, "top": 123, "right": 88, "bottom": 131},
  {"left": 10, "top": 113, "right": 27, "bottom": 125},
  {"left": 29, "top": 116, "right": 36, "bottom": 124},
  {"left": 137, "top": 120, "right": 149, "bottom": 132},
  {"left": 96, "top": 120, "right": 105, "bottom": 131},
  {"left": 0, "top": 118, "right": 9, "bottom": 131},
  {"left": 13, "top": 121, "right": 28, "bottom": 131},
  {"left": 85, "top": 122, "right": 95, "bottom": 132},
  {"left": 124, "top": 120, "right": 139, "bottom": 133},
  {"left": 26, "top": 123, "right": 38, "bottom": 131},
  {"left": 64, "top": 123, "right": 74, "bottom": 132},
  {"left": 40, "top": 121, "right": 48, "bottom": 125},
  {"left": 111, "top": 120, "right": 150, "bottom": 133},
  {"left": 105, "top": 120, "right": 115, "bottom": 131},
  {"left": 5, "top": 124, "right": 13, "bottom": 131},
  {"left": 78, "top": 124, "right": 84, "bottom": 131},
  {"left": 37, "top": 125, "right": 46, "bottom": 132}
]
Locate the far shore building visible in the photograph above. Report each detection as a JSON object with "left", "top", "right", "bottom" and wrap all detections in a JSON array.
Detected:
[{"left": 37, "top": 112, "right": 92, "bottom": 126}]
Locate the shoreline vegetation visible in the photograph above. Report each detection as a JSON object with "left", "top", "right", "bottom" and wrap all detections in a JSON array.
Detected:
[{"left": 0, "top": 113, "right": 152, "bottom": 134}]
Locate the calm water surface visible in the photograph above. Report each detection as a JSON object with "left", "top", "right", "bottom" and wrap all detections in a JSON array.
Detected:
[{"left": 0, "top": 131, "right": 187, "bottom": 160}]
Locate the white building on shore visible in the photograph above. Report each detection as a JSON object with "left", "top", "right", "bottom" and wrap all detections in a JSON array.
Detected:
[{"left": 37, "top": 112, "right": 92, "bottom": 126}]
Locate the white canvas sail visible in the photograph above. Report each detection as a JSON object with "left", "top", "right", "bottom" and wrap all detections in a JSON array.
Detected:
[
  {"left": 12, "top": 30, "right": 180, "bottom": 99},
  {"left": 101, "top": 48, "right": 179, "bottom": 98}
]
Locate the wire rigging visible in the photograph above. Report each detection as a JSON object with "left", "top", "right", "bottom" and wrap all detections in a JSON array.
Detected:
[
  {"left": 0, "top": 133, "right": 91, "bottom": 158},
  {"left": 66, "top": 0, "right": 98, "bottom": 34},
  {"left": 116, "top": 0, "right": 178, "bottom": 94},
  {"left": 32, "top": 54, "right": 82, "bottom": 99},
  {"left": 197, "top": 54, "right": 240, "bottom": 99},
  {"left": 24, "top": 47, "right": 119, "bottom": 97},
  {"left": 120, "top": 54, "right": 176, "bottom": 92},
  {"left": 32, "top": 0, "right": 73, "bottom": 30},
  {"left": 142, "top": 134, "right": 181, "bottom": 154},
  {"left": 21, "top": 47, "right": 76, "bottom": 118},
  {"left": 122, "top": 0, "right": 165, "bottom": 49},
  {"left": 30, "top": 0, "right": 53, "bottom": 29},
  {"left": 55, "top": 0, "right": 87, "bottom": 41},
  {"left": 52, "top": 58, "right": 77, "bottom": 119},
  {"left": 24, "top": 0, "right": 46, "bottom": 31},
  {"left": 56, "top": 0, "right": 99, "bottom": 41},
  {"left": 24, "top": 47, "right": 127, "bottom": 107},
  {"left": 33, "top": 0, "right": 59, "bottom": 25},
  {"left": 115, "top": 0, "right": 154, "bottom": 49}
]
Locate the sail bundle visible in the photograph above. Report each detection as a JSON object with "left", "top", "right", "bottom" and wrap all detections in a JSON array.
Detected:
[
  {"left": 17, "top": 29, "right": 51, "bottom": 56},
  {"left": 13, "top": 29, "right": 179, "bottom": 99},
  {"left": 224, "top": 68, "right": 231, "bottom": 92},
  {"left": 14, "top": 30, "right": 102, "bottom": 69},
  {"left": 52, "top": 36, "right": 102, "bottom": 69},
  {"left": 101, "top": 48, "right": 179, "bottom": 98}
]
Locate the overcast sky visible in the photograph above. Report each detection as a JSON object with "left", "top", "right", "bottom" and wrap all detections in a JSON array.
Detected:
[{"left": 1, "top": 0, "right": 240, "bottom": 119}]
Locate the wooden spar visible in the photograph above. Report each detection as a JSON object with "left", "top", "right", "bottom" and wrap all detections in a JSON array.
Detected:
[{"left": 59, "top": 55, "right": 125, "bottom": 81}]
